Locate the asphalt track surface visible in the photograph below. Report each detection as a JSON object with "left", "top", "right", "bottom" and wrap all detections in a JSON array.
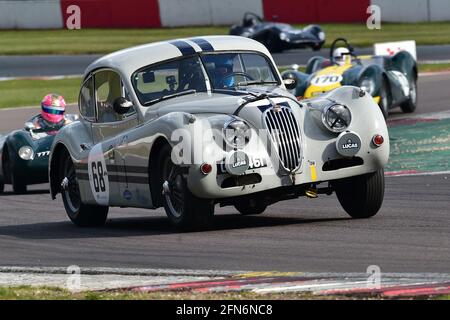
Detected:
[
  {"left": 1, "top": 45, "right": 450, "bottom": 77},
  {"left": 0, "top": 74, "right": 449, "bottom": 273}
]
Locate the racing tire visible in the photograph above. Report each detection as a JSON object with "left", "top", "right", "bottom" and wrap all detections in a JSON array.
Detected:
[
  {"left": 332, "top": 169, "right": 385, "bottom": 219},
  {"left": 378, "top": 80, "right": 390, "bottom": 119},
  {"left": 158, "top": 144, "right": 214, "bottom": 231},
  {"left": 312, "top": 43, "right": 322, "bottom": 51},
  {"left": 60, "top": 151, "right": 108, "bottom": 227},
  {"left": 11, "top": 175, "right": 27, "bottom": 194},
  {"left": 234, "top": 199, "right": 267, "bottom": 215},
  {"left": 5, "top": 150, "right": 27, "bottom": 194},
  {"left": 400, "top": 78, "right": 417, "bottom": 113},
  {"left": 265, "top": 33, "right": 283, "bottom": 53}
]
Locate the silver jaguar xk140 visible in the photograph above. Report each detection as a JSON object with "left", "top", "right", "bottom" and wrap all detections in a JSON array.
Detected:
[{"left": 49, "top": 36, "right": 389, "bottom": 230}]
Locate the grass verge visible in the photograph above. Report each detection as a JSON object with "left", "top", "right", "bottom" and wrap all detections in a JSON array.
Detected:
[
  {"left": 0, "top": 77, "right": 81, "bottom": 109},
  {"left": 0, "top": 62, "right": 449, "bottom": 110},
  {"left": 0, "top": 286, "right": 447, "bottom": 300},
  {"left": 1, "top": 22, "right": 450, "bottom": 55}
]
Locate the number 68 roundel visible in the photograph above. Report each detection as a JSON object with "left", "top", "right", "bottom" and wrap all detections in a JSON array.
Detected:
[{"left": 87, "top": 144, "right": 110, "bottom": 205}]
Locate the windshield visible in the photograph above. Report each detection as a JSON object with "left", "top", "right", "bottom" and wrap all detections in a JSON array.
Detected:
[
  {"left": 202, "top": 52, "right": 278, "bottom": 90},
  {"left": 132, "top": 52, "right": 279, "bottom": 106}
]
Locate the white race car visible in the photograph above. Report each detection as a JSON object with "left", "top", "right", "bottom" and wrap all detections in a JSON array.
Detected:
[{"left": 49, "top": 36, "right": 389, "bottom": 230}]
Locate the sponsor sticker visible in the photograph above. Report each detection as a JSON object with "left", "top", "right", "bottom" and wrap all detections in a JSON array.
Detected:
[
  {"left": 336, "top": 132, "right": 362, "bottom": 157},
  {"left": 87, "top": 143, "right": 109, "bottom": 205},
  {"left": 310, "top": 74, "right": 343, "bottom": 87}
]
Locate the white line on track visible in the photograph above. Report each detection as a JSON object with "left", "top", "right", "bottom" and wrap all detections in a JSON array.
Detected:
[{"left": 386, "top": 170, "right": 450, "bottom": 177}]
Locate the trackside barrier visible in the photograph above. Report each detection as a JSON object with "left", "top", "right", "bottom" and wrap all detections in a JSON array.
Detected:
[{"left": 0, "top": 0, "right": 448, "bottom": 29}]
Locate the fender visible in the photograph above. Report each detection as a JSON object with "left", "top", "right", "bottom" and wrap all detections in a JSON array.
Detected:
[
  {"left": 355, "top": 64, "right": 385, "bottom": 97},
  {"left": 305, "top": 56, "right": 330, "bottom": 74},
  {"left": 391, "top": 50, "right": 417, "bottom": 81}
]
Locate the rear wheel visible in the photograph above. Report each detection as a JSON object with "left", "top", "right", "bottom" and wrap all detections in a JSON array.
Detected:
[
  {"left": 234, "top": 198, "right": 267, "bottom": 215},
  {"left": 158, "top": 144, "right": 214, "bottom": 231},
  {"left": 0, "top": 175, "right": 4, "bottom": 194},
  {"left": 60, "top": 151, "right": 108, "bottom": 227},
  {"left": 332, "top": 169, "right": 385, "bottom": 219},
  {"left": 265, "top": 33, "right": 282, "bottom": 53},
  {"left": 400, "top": 78, "right": 417, "bottom": 113}
]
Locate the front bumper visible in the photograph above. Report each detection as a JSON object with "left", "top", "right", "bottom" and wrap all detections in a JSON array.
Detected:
[{"left": 187, "top": 130, "right": 389, "bottom": 199}]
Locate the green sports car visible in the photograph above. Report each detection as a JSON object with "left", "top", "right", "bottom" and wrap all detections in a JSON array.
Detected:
[{"left": 0, "top": 114, "right": 78, "bottom": 194}]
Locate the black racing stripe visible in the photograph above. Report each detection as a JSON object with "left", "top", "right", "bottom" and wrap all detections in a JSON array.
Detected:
[
  {"left": 76, "top": 172, "right": 89, "bottom": 180},
  {"left": 108, "top": 174, "right": 148, "bottom": 184},
  {"left": 75, "top": 162, "right": 88, "bottom": 170},
  {"left": 169, "top": 40, "right": 196, "bottom": 56},
  {"left": 77, "top": 173, "right": 148, "bottom": 185},
  {"left": 190, "top": 38, "right": 214, "bottom": 52},
  {"left": 106, "top": 165, "right": 148, "bottom": 174}
]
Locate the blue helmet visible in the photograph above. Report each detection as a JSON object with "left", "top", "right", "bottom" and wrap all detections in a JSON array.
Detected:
[{"left": 208, "top": 55, "right": 235, "bottom": 88}]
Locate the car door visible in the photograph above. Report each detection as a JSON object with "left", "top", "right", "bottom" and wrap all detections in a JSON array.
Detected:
[{"left": 89, "top": 69, "right": 139, "bottom": 206}]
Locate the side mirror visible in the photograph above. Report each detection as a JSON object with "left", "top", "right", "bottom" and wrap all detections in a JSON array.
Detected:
[
  {"left": 113, "top": 97, "right": 133, "bottom": 115},
  {"left": 283, "top": 78, "right": 297, "bottom": 90},
  {"left": 24, "top": 122, "right": 35, "bottom": 131}
]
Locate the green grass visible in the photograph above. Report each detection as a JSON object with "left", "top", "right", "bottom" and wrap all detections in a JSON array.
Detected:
[
  {"left": 0, "top": 77, "right": 81, "bottom": 109},
  {"left": 418, "top": 63, "right": 450, "bottom": 72},
  {"left": 1, "top": 22, "right": 450, "bottom": 55}
]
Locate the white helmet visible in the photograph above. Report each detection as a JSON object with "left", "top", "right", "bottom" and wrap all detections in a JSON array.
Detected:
[{"left": 333, "top": 47, "right": 351, "bottom": 66}]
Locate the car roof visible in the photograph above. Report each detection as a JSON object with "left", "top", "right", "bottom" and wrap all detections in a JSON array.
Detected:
[{"left": 84, "top": 36, "right": 273, "bottom": 79}]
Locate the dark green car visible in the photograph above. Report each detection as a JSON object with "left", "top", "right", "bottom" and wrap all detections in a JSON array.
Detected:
[
  {"left": 0, "top": 114, "right": 78, "bottom": 194},
  {"left": 282, "top": 38, "right": 418, "bottom": 118}
]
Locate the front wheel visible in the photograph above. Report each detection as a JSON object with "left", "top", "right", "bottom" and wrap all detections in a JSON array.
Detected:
[
  {"left": 6, "top": 150, "right": 27, "bottom": 194},
  {"left": 158, "top": 144, "right": 214, "bottom": 231},
  {"left": 400, "top": 78, "right": 417, "bottom": 113},
  {"left": 60, "top": 151, "right": 108, "bottom": 227},
  {"left": 332, "top": 169, "right": 385, "bottom": 219},
  {"left": 378, "top": 80, "right": 390, "bottom": 119}
]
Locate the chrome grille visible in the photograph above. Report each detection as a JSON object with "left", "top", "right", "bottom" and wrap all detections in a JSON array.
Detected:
[{"left": 264, "top": 106, "right": 302, "bottom": 171}]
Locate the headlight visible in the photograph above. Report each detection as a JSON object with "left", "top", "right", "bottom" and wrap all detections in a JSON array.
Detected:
[
  {"left": 322, "top": 104, "right": 352, "bottom": 133},
  {"left": 18, "top": 146, "right": 34, "bottom": 160},
  {"left": 279, "top": 32, "right": 288, "bottom": 41},
  {"left": 360, "top": 78, "right": 376, "bottom": 95},
  {"left": 224, "top": 120, "right": 251, "bottom": 148},
  {"left": 318, "top": 31, "right": 325, "bottom": 41}
]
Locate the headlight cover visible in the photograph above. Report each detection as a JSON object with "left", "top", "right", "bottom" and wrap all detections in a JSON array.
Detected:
[
  {"left": 322, "top": 104, "right": 352, "bottom": 133},
  {"left": 318, "top": 31, "right": 325, "bottom": 41},
  {"left": 279, "top": 32, "right": 288, "bottom": 41},
  {"left": 360, "top": 78, "right": 376, "bottom": 95},
  {"left": 223, "top": 119, "right": 251, "bottom": 148},
  {"left": 18, "top": 146, "right": 34, "bottom": 160}
]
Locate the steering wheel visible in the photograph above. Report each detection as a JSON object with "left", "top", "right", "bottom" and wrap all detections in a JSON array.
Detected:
[
  {"left": 219, "top": 72, "right": 254, "bottom": 88},
  {"left": 329, "top": 38, "right": 360, "bottom": 65}
]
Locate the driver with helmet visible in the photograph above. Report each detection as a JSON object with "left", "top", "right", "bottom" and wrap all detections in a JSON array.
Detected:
[
  {"left": 332, "top": 47, "right": 351, "bottom": 66},
  {"left": 205, "top": 55, "right": 236, "bottom": 89},
  {"left": 28, "top": 94, "right": 72, "bottom": 132}
]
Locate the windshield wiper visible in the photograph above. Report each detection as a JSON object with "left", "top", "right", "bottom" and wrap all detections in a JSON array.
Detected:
[
  {"left": 236, "top": 80, "right": 279, "bottom": 87},
  {"left": 143, "top": 89, "right": 196, "bottom": 106},
  {"left": 212, "top": 88, "right": 258, "bottom": 97}
]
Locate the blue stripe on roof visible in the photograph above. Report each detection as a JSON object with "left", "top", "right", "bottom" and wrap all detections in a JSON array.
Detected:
[
  {"left": 169, "top": 40, "right": 196, "bottom": 56},
  {"left": 190, "top": 38, "right": 214, "bottom": 52}
]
